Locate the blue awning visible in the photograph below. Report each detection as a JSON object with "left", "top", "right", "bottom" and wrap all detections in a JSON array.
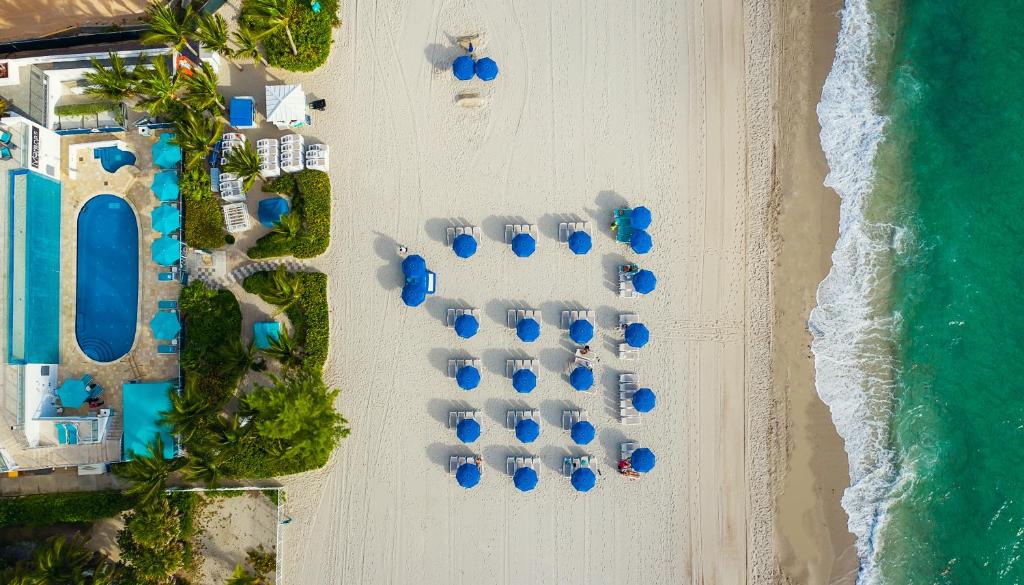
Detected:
[
  {"left": 630, "top": 447, "right": 656, "bottom": 473},
  {"left": 151, "top": 133, "right": 182, "bottom": 169},
  {"left": 516, "top": 317, "right": 540, "bottom": 342},
  {"left": 568, "top": 230, "right": 592, "bottom": 255},
  {"left": 402, "top": 255, "right": 427, "bottom": 278},
  {"left": 229, "top": 96, "right": 255, "bottom": 128},
  {"left": 475, "top": 57, "right": 499, "bottom": 81},
  {"left": 402, "top": 283, "right": 426, "bottom": 307},
  {"left": 57, "top": 375, "right": 92, "bottom": 409},
  {"left": 150, "top": 204, "right": 181, "bottom": 234},
  {"left": 150, "top": 170, "right": 180, "bottom": 202},
  {"left": 630, "top": 229, "right": 653, "bottom": 254},
  {"left": 511, "top": 233, "right": 536, "bottom": 257},
  {"left": 151, "top": 236, "right": 180, "bottom": 266},
  {"left": 453, "top": 55, "right": 475, "bottom": 80},
  {"left": 452, "top": 233, "right": 477, "bottom": 258},
  {"left": 631, "top": 206, "right": 652, "bottom": 230}
]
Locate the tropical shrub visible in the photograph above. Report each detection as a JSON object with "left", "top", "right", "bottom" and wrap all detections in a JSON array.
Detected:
[
  {"left": 53, "top": 101, "right": 119, "bottom": 117},
  {"left": 179, "top": 282, "right": 243, "bottom": 402},
  {"left": 179, "top": 163, "right": 211, "bottom": 202},
  {"left": 117, "top": 496, "right": 186, "bottom": 583},
  {"left": 241, "top": 0, "right": 339, "bottom": 72},
  {"left": 0, "top": 534, "right": 119, "bottom": 584},
  {"left": 248, "top": 170, "right": 331, "bottom": 259},
  {"left": 0, "top": 490, "right": 135, "bottom": 528},
  {"left": 183, "top": 194, "right": 225, "bottom": 251},
  {"left": 242, "top": 271, "right": 328, "bottom": 370}
]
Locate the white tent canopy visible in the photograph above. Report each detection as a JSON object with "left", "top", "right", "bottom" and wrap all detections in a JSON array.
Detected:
[{"left": 265, "top": 84, "right": 307, "bottom": 128}]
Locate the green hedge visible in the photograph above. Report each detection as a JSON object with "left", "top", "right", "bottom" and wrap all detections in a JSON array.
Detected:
[
  {"left": 252, "top": 0, "right": 340, "bottom": 72},
  {"left": 54, "top": 101, "right": 118, "bottom": 117},
  {"left": 248, "top": 170, "right": 330, "bottom": 259},
  {"left": 179, "top": 282, "right": 243, "bottom": 404},
  {"left": 0, "top": 491, "right": 136, "bottom": 528},
  {"left": 180, "top": 164, "right": 211, "bottom": 202},
  {"left": 184, "top": 194, "right": 225, "bottom": 250},
  {"left": 242, "top": 271, "right": 328, "bottom": 371}
]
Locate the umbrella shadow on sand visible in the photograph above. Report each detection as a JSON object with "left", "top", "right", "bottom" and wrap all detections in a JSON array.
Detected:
[{"left": 373, "top": 232, "right": 404, "bottom": 290}]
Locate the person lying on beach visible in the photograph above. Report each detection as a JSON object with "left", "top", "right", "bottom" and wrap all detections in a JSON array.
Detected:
[{"left": 475, "top": 455, "right": 483, "bottom": 471}]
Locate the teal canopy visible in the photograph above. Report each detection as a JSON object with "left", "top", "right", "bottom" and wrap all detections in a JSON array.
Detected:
[
  {"left": 151, "top": 236, "right": 180, "bottom": 266},
  {"left": 150, "top": 171, "right": 180, "bottom": 202},
  {"left": 150, "top": 204, "right": 181, "bottom": 234},
  {"left": 152, "top": 133, "right": 182, "bottom": 168},
  {"left": 57, "top": 375, "right": 93, "bottom": 408},
  {"left": 149, "top": 311, "right": 180, "bottom": 340},
  {"left": 254, "top": 321, "right": 281, "bottom": 349},
  {"left": 122, "top": 381, "right": 175, "bottom": 460}
]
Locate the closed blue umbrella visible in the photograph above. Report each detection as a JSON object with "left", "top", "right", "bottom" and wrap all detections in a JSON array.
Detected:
[
  {"left": 631, "top": 206, "right": 652, "bottom": 230},
  {"left": 150, "top": 204, "right": 181, "bottom": 234},
  {"left": 633, "top": 269, "right": 657, "bottom": 294},
  {"left": 402, "top": 254, "right": 427, "bottom": 278},
  {"left": 511, "top": 233, "right": 536, "bottom": 257},
  {"left": 456, "top": 418, "right": 481, "bottom": 443},
  {"left": 452, "top": 233, "right": 477, "bottom": 258},
  {"left": 630, "top": 229, "right": 653, "bottom": 254},
  {"left": 630, "top": 447, "right": 656, "bottom": 473},
  {"left": 456, "top": 462, "right": 480, "bottom": 488},
  {"left": 475, "top": 57, "right": 499, "bottom": 81},
  {"left": 513, "top": 466, "right": 538, "bottom": 492},
  {"left": 569, "top": 319, "right": 594, "bottom": 344},
  {"left": 569, "top": 366, "right": 593, "bottom": 391},
  {"left": 456, "top": 365, "right": 480, "bottom": 390},
  {"left": 624, "top": 322, "right": 650, "bottom": 348},
  {"left": 512, "top": 368, "right": 537, "bottom": 393},
  {"left": 632, "top": 388, "right": 656, "bottom": 413},
  {"left": 401, "top": 283, "right": 426, "bottom": 307},
  {"left": 516, "top": 317, "right": 540, "bottom": 342},
  {"left": 571, "top": 467, "right": 597, "bottom": 492},
  {"left": 567, "top": 230, "right": 592, "bottom": 255},
  {"left": 454, "top": 314, "right": 479, "bottom": 338},
  {"left": 150, "top": 170, "right": 180, "bottom": 202},
  {"left": 149, "top": 311, "right": 181, "bottom": 340},
  {"left": 515, "top": 418, "right": 540, "bottom": 443},
  {"left": 570, "top": 420, "right": 595, "bottom": 445},
  {"left": 151, "top": 236, "right": 180, "bottom": 266},
  {"left": 453, "top": 55, "right": 475, "bottom": 80}
]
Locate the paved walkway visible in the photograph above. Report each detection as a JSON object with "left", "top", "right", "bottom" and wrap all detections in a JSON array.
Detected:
[{"left": 0, "top": 468, "right": 128, "bottom": 496}]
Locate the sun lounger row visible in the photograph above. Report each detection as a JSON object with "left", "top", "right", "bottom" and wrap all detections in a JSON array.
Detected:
[
  {"left": 281, "top": 134, "right": 305, "bottom": 173},
  {"left": 219, "top": 171, "right": 245, "bottom": 202},
  {"left": 619, "top": 373, "right": 641, "bottom": 425},
  {"left": 559, "top": 309, "right": 596, "bottom": 330},
  {"left": 305, "top": 143, "right": 328, "bottom": 171},
  {"left": 256, "top": 138, "right": 280, "bottom": 178}
]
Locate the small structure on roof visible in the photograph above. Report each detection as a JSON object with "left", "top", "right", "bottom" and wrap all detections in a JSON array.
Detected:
[
  {"left": 265, "top": 84, "right": 308, "bottom": 130},
  {"left": 229, "top": 96, "right": 257, "bottom": 129}
]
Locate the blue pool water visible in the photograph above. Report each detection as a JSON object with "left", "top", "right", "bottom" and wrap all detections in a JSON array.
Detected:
[
  {"left": 122, "top": 381, "right": 174, "bottom": 460},
  {"left": 93, "top": 145, "right": 136, "bottom": 174},
  {"left": 76, "top": 195, "right": 138, "bottom": 362},
  {"left": 7, "top": 170, "right": 61, "bottom": 364}
]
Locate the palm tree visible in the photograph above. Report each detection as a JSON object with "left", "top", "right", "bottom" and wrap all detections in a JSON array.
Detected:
[
  {"left": 133, "top": 56, "right": 181, "bottom": 117},
  {"left": 83, "top": 52, "right": 137, "bottom": 101},
  {"left": 231, "top": 25, "right": 267, "bottom": 66},
  {"left": 263, "top": 266, "right": 303, "bottom": 314},
  {"left": 32, "top": 534, "right": 93, "bottom": 584},
  {"left": 114, "top": 435, "right": 185, "bottom": 505},
  {"left": 227, "top": 564, "right": 265, "bottom": 585},
  {"left": 223, "top": 141, "right": 263, "bottom": 191},
  {"left": 262, "top": 326, "right": 303, "bottom": 369},
  {"left": 160, "top": 381, "right": 217, "bottom": 444},
  {"left": 272, "top": 211, "right": 302, "bottom": 240},
  {"left": 217, "top": 337, "right": 258, "bottom": 380},
  {"left": 243, "top": 0, "right": 299, "bottom": 56},
  {"left": 194, "top": 12, "right": 241, "bottom": 70},
  {"left": 181, "top": 446, "right": 224, "bottom": 487},
  {"left": 172, "top": 109, "right": 223, "bottom": 167},
  {"left": 142, "top": 2, "right": 198, "bottom": 56},
  {"left": 180, "top": 61, "right": 225, "bottom": 113}
]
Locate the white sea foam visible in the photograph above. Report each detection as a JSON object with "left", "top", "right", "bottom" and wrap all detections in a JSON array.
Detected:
[{"left": 811, "top": 0, "right": 898, "bottom": 583}]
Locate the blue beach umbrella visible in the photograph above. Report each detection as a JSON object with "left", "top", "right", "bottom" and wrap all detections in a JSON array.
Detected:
[
  {"left": 569, "top": 319, "right": 594, "bottom": 344},
  {"left": 456, "top": 463, "right": 480, "bottom": 488},
  {"left": 515, "top": 418, "right": 540, "bottom": 444},
  {"left": 149, "top": 311, "right": 181, "bottom": 340},
  {"left": 630, "top": 447, "right": 656, "bottom": 473},
  {"left": 454, "top": 314, "right": 479, "bottom": 338},
  {"left": 401, "top": 283, "right": 426, "bottom": 307},
  {"left": 570, "top": 421, "right": 595, "bottom": 445},
  {"left": 571, "top": 467, "right": 597, "bottom": 492},
  {"left": 456, "top": 365, "right": 481, "bottom": 390},
  {"left": 402, "top": 254, "right": 427, "bottom": 278},
  {"left": 150, "top": 204, "right": 181, "bottom": 234},
  {"left": 516, "top": 317, "right": 540, "bottom": 342},
  {"left": 258, "top": 197, "right": 290, "bottom": 227},
  {"left": 57, "top": 377, "right": 91, "bottom": 408},
  {"left": 511, "top": 233, "right": 536, "bottom": 257},
  {"left": 151, "top": 133, "right": 182, "bottom": 168},
  {"left": 632, "top": 388, "right": 656, "bottom": 413},
  {"left": 633, "top": 269, "right": 657, "bottom": 294},
  {"left": 512, "top": 368, "right": 537, "bottom": 393},
  {"left": 151, "top": 236, "right": 180, "bottom": 266},
  {"left": 456, "top": 418, "right": 481, "bottom": 443},
  {"left": 569, "top": 366, "right": 593, "bottom": 391},
  {"left": 475, "top": 57, "right": 499, "bottom": 81},
  {"left": 630, "top": 229, "right": 653, "bottom": 254},
  {"left": 568, "top": 230, "right": 592, "bottom": 255},
  {"left": 452, "top": 233, "right": 478, "bottom": 258},
  {"left": 453, "top": 55, "right": 475, "bottom": 80},
  {"left": 624, "top": 322, "right": 650, "bottom": 348},
  {"left": 150, "top": 171, "right": 180, "bottom": 202},
  {"left": 631, "top": 206, "right": 652, "bottom": 230},
  {"left": 513, "top": 466, "right": 538, "bottom": 492}
]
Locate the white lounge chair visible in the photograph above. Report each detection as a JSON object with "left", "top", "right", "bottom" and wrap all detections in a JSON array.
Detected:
[
  {"left": 447, "top": 358, "right": 481, "bottom": 378},
  {"left": 506, "top": 309, "right": 539, "bottom": 330},
  {"left": 620, "top": 279, "right": 640, "bottom": 299},
  {"left": 447, "top": 410, "right": 480, "bottom": 429},
  {"left": 561, "top": 409, "right": 588, "bottom": 430},
  {"left": 505, "top": 358, "right": 539, "bottom": 378},
  {"left": 618, "top": 343, "right": 640, "bottom": 360},
  {"left": 620, "top": 442, "right": 639, "bottom": 463},
  {"left": 449, "top": 454, "right": 481, "bottom": 474},
  {"left": 505, "top": 409, "right": 540, "bottom": 430},
  {"left": 560, "top": 309, "right": 596, "bottom": 330},
  {"left": 446, "top": 308, "right": 480, "bottom": 328},
  {"left": 557, "top": 221, "right": 592, "bottom": 244},
  {"left": 445, "top": 225, "right": 483, "bottom": 247},
  {"left": 503, "top": 224, "right": 539, "bottom": 245},
  {"left": 562, "top": 455, "right": 593, "bottom": 477},
  {"left": 505, "top": 456, "right": 541, "bottom": 476},
  {"left": 619, "top": 313, "right": 640, "bottom": 328},
  {"left": 619, "top": 380, "right": 641, "bottom": 425}
]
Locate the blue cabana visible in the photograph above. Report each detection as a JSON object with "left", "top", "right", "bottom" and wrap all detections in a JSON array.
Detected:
[
  {"left": 402, "top": 254, "right": 427, "bottom": 278},
  {"left": 475, "top": 57, "right": 499, "bottom": 81},
  {"left": 631, "top": 447, "right": 656, "bottom": 473},
  {"left": 512, "top": 368, "right": 537, "bottom": 393},
  {"left": 454, "top": 314, "right": 479, "bottom": 338},
  {"left": 569, "top": 319, "right": 594, "bottom": 344},
  {"left": 401, "top": 283, "right": 426, "bottom": 307},
  {"left": 625, "top": 322, "right": 650, "bottom": 348},
  {"left": 151, "top": 133, "right": 182, "bottom": 168},
  {"left": 229, "top": 96, "right": 256, "bottom": 128},
  {"left": 149, "top": 311, "right": 181, "bottom": 340},
  {"left": 569, "top": 366, "right": 594, "bottom": 391},
  {"left": 516, "top": 317, "right": 540, "bottom": 342},
  {"left": 571, "top": 467, "right": 597, "bottom": 492},
  {"left": 632, "top": 388, "right": 656, "bottom": 413},
  {"left": 630, "top": 229, "right": 653, "bottom": 254},
  {"left": 150, "top": 170, "right": 180, "bottom": 202},
  {"left": 511, "top": 233, "right": 536, "bottom": 258},
  {"left": 452, "top": 233, "right": 478, "bottom": 258},
  {"left": 513, "top": 466, "right": 538, "bottom": 492},
  {"left": 515, "top": 418, "right": 540, "bottom": 443},
  {"left": 456, "top": 463, "right": 480, "bottom": 488},
  {"left": 456, "top": 365, "right": 481, "bottom": 390},
  {"left": 570, "top": 420, "right": 595, "bottom": 445},
  {"left": 631, "top": 206, "right": 652, "bottom": 230},
  {"left": 568, "top": 231, "right": 592, "bottom": 255},
  {"left": 453, "top": 55, "right": 475, "bottom": 80},
  {"left": 633, "top": 269, "right": 657, "bottom": 294},
  {"left": 253, "top": 321, "right": 281, "bottom": 349},
  {"left": 150, "top": 204, "right": 181, "bottom": 234},
  {"left": 151, "top": 236, "right": 180, "bottom": 266},
  {"left": 57, "top": 375, "right": 92, "bottom": 409},
  {"left": 456, "top": 418, "right": 481, "bottom": 443},
  {"left": 258, "top": 197, "right": 290, "bottom": 227}
]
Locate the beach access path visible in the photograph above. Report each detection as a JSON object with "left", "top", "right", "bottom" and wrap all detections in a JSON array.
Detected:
[{"left": 258, "top": 0, "right": 776, "bottom": 583}]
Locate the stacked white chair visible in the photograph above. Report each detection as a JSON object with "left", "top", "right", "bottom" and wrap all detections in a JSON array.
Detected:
[
  {"left": 305, "top": 143, "right": 329, "bottom": 171},
  {"left": 218, "top": 172, "right": 246, "bottom": 203},
  {"left": 256, "top": 138, "right": 280, "bottom": 178},
  {"left": 220, "top": 132, "right": 246, "bottom": 165},
  {"left": 280, "top": 133, "right": 305, "bottom": 174}
]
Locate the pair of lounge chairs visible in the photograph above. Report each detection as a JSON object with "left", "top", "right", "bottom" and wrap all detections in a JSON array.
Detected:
[
  {"left": 158, "top": 340, "right": 178, "bottom": 355},
  {"left": 447, "top": 358, "right": 480, "bottom": 378},
  {"left": 56, "top": 422, "right": 79, "bottom": 445},
  {"left": 562, "top": 455, "right": 593, "bottom": 477},
  {"left": 557, "top": 221, "right": 592, "bottom": 243},
  {"left": 506, "top": 309, "right": 538, "bottom": 329},
  {"left": 619, "top": 373, "right": 642, "bottom": 425},
  {"left": 506, "top": 456, "right": 541, "bottom": 476},
  {"left": 559, "top": 309, "right": 595, "bottom": 330},
  {"left": 618, "top": 313, "right": 641, "bottom": 359},
  {"left": 449, "top": 454, "right": 481, "bottom": 474},
  {"left": 505, "top": 409, "right": 539, "bottom": 430},
  {"left": 445, "top": 225, "right": 483, "bottom": 246},
  {"left": 446, "top": 307, "right": 480, "bottom": 327},
  {"left": 0, "top": 128, "right": 12, "bottom": 160},
  {"left": 561, "top": 409, "right": 589, "bottom": 430},
  {"left": 506, "top": 358, "right": 538, "bottom": 379},
  {"left": 222, "top": 202, "right": 251, "bottom": 233},
  {"left": 157, "top": 266, "right": 179, "bottom": 282},
  {"left": 448, "top": 409, "right": 480, "bottom": 429},
  {"left": 504, "top": 224, "right": 538, "bottom": 243},
  {"left": 619, "top": 263, "right": 641, "bottom": 298}
]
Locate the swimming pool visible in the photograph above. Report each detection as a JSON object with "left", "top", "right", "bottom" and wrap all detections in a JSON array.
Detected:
[
  {"left": 76, "top": 195, "right": 138, "bottom": 362},
  {"left": 7, "top": 170, "right": 61, "bottom": 364},
  {"left": 93, "top": 145, "right": 136, "bottom": 173},
  {"left": 122, "top": 381, "right": 174, "bottom": 460}
]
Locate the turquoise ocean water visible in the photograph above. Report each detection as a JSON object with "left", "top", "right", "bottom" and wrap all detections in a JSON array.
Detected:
[{"left": 811, "top": 0, "right": 1024, "bottom": 582}]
